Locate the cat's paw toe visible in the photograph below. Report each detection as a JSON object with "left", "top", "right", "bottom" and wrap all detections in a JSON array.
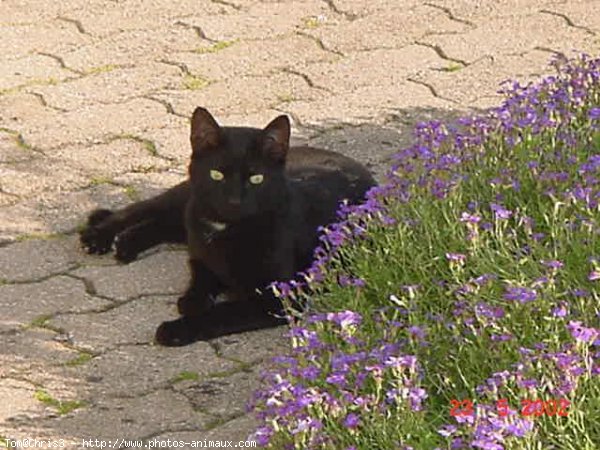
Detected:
[
  {"left": 79, "top": 225, "right": 114, "bottom": 255},
  {"left": 114, "top": 232, "right": 139, "bottom": 263},
  {"left": 155, "top": 318, "right": 205, "bottom": 346},
  {"left": 80, "top": 209, "right": 116, "bottom": 254},
  {"left": 177, "top": 293, "right": 212, "bottom": 317}
]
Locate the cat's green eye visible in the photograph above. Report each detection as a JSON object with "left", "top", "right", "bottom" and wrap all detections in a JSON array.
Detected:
[
  {"left": 210, "top": 170, "right": 225, "bottom": 181},
  {"left": 249, "top": 174, "right": 264, "bottom": 185}
]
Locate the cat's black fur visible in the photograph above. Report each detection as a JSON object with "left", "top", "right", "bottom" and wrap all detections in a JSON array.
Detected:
[{"left": 80, "top": 107, "right": 375, "bottom": 346}]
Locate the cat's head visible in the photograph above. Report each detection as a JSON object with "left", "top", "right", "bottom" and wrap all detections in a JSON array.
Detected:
[{"left": 187, "top": 107, "right": 291, "bottom": 223}]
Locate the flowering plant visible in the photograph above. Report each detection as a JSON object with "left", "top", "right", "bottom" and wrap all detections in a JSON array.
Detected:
[{"left": 252, "top": 54, "right": 600, "bottom": 449}]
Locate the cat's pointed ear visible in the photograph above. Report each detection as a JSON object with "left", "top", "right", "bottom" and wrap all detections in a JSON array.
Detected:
[
  {"left": 261, "top": 115, "right": 290, "bottom": 163},
  {"left": 190, "top": 107, "right": 221, "bottom": 154}
]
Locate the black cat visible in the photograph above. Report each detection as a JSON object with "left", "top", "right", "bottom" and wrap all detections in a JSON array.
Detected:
[{"left": 80, "top": 107, "right": 375, "bottom": 346}]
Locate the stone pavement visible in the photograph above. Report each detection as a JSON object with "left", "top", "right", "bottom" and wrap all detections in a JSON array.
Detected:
[{"left": 0, "top": 0, "right": 598, "bottom": 447}]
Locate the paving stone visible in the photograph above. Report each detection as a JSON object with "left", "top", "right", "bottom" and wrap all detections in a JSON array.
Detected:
[
  {"left": 202, "top": 414, "right": 259, "bottom": 443},
  {"left": 173, "top": 367, "right": 261, "bottom": 418},
  {"left": 326, "top": 0, "right": 422, "bottom": 17},
  {"left": 0, "top": 237, "right": 83, "bottom": 282},
  {"left": 0, "top": 158, "right": 89, "bottom": 197},
  {"left": 172, "top": 34, "right": 338, "bottom": 81},
  {"left": 542, "top": 1, "right": 600, "bottom": 33},
  {"left": 51, "top": 295, "right": 180, "bottom": 352},
  {"left": 0, "top": 91, "right": 52, "bottom": 129},
  {"left": 282, "top": 81, "right": 451, "bottom": 127},
  {"left": 60, "top": 27, "right": 201, "bottom": 73},
  {"left": 0, "top": 130, "right": 33, "bottom": 163},
  {"left": 213, "top": 327, "right": 289, "bottom": 364},
  {"left": 136, "top": 122, "right": 194, "bottom": 162},
  {"left": 421, "top": 12, "right": 595, "bottom": 65},
  {"left": 306, "top": 123, "right": 414, "bottom": 176},
  {"left": 423, "top": 0, "right": 568, "bottom": 21},
  {"left": 304, "top": 3, "right": 469, "bottom": 53},
  {"left": 181, "top": 0, "right": 327, "bottom": 42},
  {"left": 299, "top": 45, "right": 445, "bottom": 94},
  {"left": 0, "top": 328, "right": 79, "bottom": 374},
  {"left": 44, "top": 389, "right": 211, "bottom": 441},
  {"left": 0, "top": 19, "right": 91, "bottom": 60},
  {"left": 0, "top": 183, "right": 131, "bottom": 241},
  {"left": 0, "top": 276, "right": 110, "bottom": 331},
  {"left": 112, "top": 171, "right": 188, "bottom": 201},
  {"left": 413, "top": 49, "right": 553, "bottom": 105},
  {"left": 158, "top": 72, "right": 327, "bottom": 118},
  {"left": 73, "top": 251, "right": 188, "bottom": 301},
  {"left": 32, "top": 63, "right": 182, "bottom": 112},
  {"left": 65, "top": 0, "right": 227, "bottom": 38},
  {"left": 0, "top": 378, "right": 45, "bottom": 424},
  {"left": 18, "top": 98, "right": 177, "bottom": 150},
  {"left": 81, "top": 345, "right": 239, "bottom": 397},
  {"left": 0, "top": 54, "right": 74, "bottom": 93},
  {"left": 0, "top": 0, "right": 82, "bottom": 24},
  {"left": 46, "top": 139, "right": 173, "bottom": 180}
]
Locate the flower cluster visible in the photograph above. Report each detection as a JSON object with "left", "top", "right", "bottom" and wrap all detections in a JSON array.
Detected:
[
  {"left": 253, "top": 54, "right": 600, "bottom": 448},
  {"left": 250, "top": 311, "right": 426, "bottom": 449}
]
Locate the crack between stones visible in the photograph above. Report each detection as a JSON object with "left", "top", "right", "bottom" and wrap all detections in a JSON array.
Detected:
[
  {"left": 0, "top": 127, "right": 46, "bottom": 156},
  {"left": 406, "top": 77, "right": 459, "bottom": 104},
  {"left": 211, "top": 0, "right": 242, "bottom": 11},
  {"left": 173, "top": 20, "right": 218, "bottom": 43},
  {"left": 539, "top": 9, "right": 596, "bottom": 35},
  {"left": 280, "top": 68, "right": 333, "bottom": 93},
  {"left": 295, "top": 31, "right": 345, "bottom": 58},
  {"left": 423, "top": 2, "right": 475, "bottom": 28},
  {"left": 36, "top": 51, "right": 84, "bottom": 75},
  {"left": 0, "top": 263, "right": 82, "bottom": 287},
  {"left": 142, "top": 95, "right": 189, "bottom": 119},
  {"left": 533, "top": 46, "right": 567, "bottom": 58},
  {"left": 322, "top": 0, "right": 358, "bottom": 21},
  {"left": 157, "top": 59, "right": 191, "bottom": 76},
  {"left": 57, "top": 16, "right": 89, "bottom": 35},
  {"left": 0, "top": 186, "right": 23, "bottom": 200},
  {"left": 28, "top": 91, "right": 68, "bottom": 112},
  {"left": 413, "top": 41, "right": 468, "bottom": 66}
]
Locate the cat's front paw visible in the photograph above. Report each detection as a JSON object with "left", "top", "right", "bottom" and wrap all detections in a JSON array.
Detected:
[
  {"left": 79, "top": 209, "right": 115, "bottom": 255},
  {"left": 177, "top": 291, "right": 212, "bottom": 317},
  {"left": 155, "top": 318, "right": 208, "bottom": 346},
  {"left": 114, "top": 229, "right": 140, "bottom": 263}
]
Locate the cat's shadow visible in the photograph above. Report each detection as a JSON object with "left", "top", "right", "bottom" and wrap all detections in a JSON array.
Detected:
[{"left": 291, "top": 106, "right": 486, "bottom": 181}]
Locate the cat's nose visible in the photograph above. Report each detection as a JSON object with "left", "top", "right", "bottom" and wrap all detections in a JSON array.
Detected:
[{"left": 228, "top": 198, "right": 242, "bottom": 207}]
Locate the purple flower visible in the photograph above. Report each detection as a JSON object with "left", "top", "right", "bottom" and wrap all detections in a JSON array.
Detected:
[
  {"left": 343, "top": 413, "right": 360, "bottom": 429},
  {"left": 461, "top": 211, "right": 482, "bottom": 224},
  {"left": 503, "top": 286, "right": 538, "bottom": 303},
  {"left": 251, "top": 426, "right": 273, "bottom": 446},
  {"left": 490, "top": 203, "right": 512, "bottom": 220},
  {"left": 446, "top": 252, "right": 467, "bottom": 263},
  {"left": 543, "top": 260, "right": 564, "bottom": 270},
  {"left": 552, "top": 302, "right": 569, "bottom": 318},
  {"left": 588, "top": 270, "right": 600, "bottom": 281},
  {"left": 408, "top": 387, "right": 428, "bottom": 411},
  {"left": 438, "top": 424, "right": 457, "bottom": 437},
  {"left": 568, "top": 321, "right": 599, "bottom": 344},
  {"left": 326, "top": 372, "right": 347, "bottom": 387},
  {"left": 589, "top": 107, "right": 600, "bottom": 120},
  {"left": 408, "top": 325, "right": 427, "bottom": 341},
  {"left": 326, "top": 310, "right": 362, "bottom": 329}
]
